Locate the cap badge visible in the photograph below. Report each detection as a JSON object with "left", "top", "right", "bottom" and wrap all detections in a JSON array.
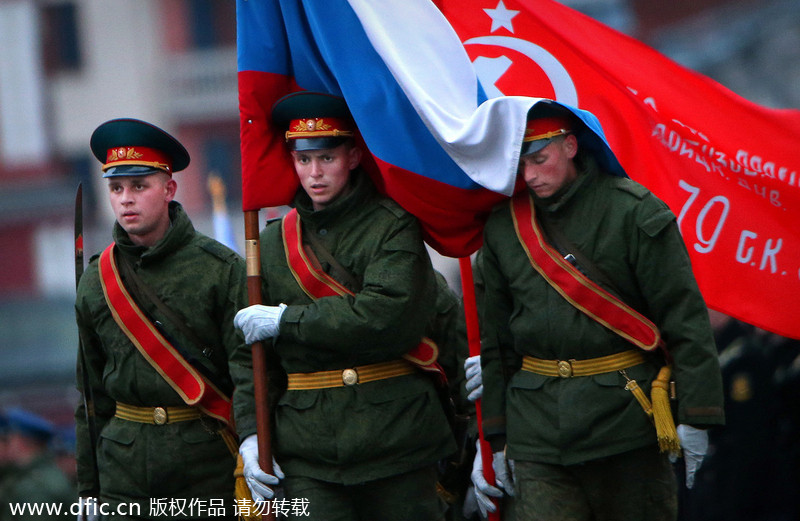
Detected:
[
  {"left": 108, "top": 147, "right": 144, "bottom": 162},
  {"left": 292, "top": 118, "right": 333, "bottom": 133}
]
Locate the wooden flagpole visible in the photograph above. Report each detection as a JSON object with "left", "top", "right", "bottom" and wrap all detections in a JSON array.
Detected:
[{"left": 244, "top": 210, "right": 276, "bottom": 521}]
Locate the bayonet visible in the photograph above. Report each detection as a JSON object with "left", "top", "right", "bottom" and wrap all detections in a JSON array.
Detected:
[
  {"left": 75, "top": 183, "right": 100, "bottom": 507},
  {"left": 75, "top": 184, "right": 84, "bottom": 287}
]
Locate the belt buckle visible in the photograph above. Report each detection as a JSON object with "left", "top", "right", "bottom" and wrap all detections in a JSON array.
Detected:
[
  {"left": 153, "top": 407, "right": 168, "bottom": 425},
  {"left": 342, "top": 368, "right": 359, "bottom": 386},
  {"left": 557, "top": 360, "right": 573, "bottom": 378}
]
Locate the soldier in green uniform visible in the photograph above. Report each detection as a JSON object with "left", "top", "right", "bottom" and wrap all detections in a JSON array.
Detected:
[
  {"left": 471, "top": 100, "right": 725, "bottom": 521},
  {"left": 232, "top": 91, "right": 456, "bottom": 521},
  {"left": 0, "top": 408, "right": 75, "bottom": 521},
  {"left": 75, "top": 119, "right": 248, "bottom": 520}
]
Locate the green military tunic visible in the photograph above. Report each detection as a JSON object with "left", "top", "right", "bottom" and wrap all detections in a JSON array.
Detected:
[
  {"left": 429, "top": 272, "right": 472, "bottom": 418},
  {"left": 479, "top": 157, "right": 725, "bottom": 464},
  {"left": 75, "top": 202, "right": 248, "bottom": 519},
  {"left": 233, "top": 170, "right": 456, "bottom": 485}
]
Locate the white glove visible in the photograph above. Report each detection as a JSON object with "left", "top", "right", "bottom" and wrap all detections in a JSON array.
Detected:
[
  {"left": 461, "top": 485, "right": 481, "bottom": 519},
  {"left": 467, "top": 441, "right": 503, "bottom": 517},
  {"left": 677, "top": 424, "right": 708, "bottom": 489},
  {"left": 76, "top": 498, "right": 99, "bottom": 521},
  {"left": 464, "top": 355, "right": 483, "bottom": 402},
  {"left": 492, "top": 450, "right": 515, "bottom": 497},
  {"left": 239, "top": 434, "right": 285, "bottom": 502},
  {"left": 234, "top": 304, "right": 287, "bottom": 344}
]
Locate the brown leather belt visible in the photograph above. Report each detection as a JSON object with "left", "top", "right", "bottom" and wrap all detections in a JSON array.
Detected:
[
  {"left": 287, "top": 360, "right": 415, "bottom": 390},
  {"left": 115, "top": 402, "right": 201, "bottom": 425},
  {"left": 521, "top": 351, "right": 645, "bottom": 378}
]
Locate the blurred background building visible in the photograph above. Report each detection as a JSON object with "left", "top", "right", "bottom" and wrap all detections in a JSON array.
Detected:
[
  {"left": 0, "top": 0, "right": 798, "bottom": 485},
  {"left": 0, "top": 0, "right": 240, "bottom": 425}
]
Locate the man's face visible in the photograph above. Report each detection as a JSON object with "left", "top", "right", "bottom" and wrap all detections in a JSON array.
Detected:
[
  {"left": 107, "top": 173, "right": 176, "bottom": 247},
  {"left": 519, "top": 134, "right": 579, "bottom": 198},
  {"left": 291, "top": 143, "right": 362, "bottom": 210}
]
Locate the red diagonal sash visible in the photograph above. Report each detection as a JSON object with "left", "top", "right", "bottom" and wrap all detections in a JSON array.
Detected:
[
  {"left": 510, "top": 193, "right": 661, "bottom": 351},
  {"left": 98, "top": 244, "right": 232, "bottom": 423},
  {"left": 281, "top": 209, "right": 443, "bottom": 375},
  {"left": 282, "top": 210, "right": 352, "bottom": 300}
]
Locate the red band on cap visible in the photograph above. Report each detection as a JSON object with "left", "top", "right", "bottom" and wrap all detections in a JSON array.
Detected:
[{"left": 103, "top": 146, "right": 173, "bottom": 173}]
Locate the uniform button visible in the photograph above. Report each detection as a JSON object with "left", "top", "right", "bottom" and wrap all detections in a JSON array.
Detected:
[
  {"left": 153, "top": 407, "right": 168, "bottom": 425},
  {"left": 342, "top": 369, "right": 358, "bottom": 386},
  {"left": 319, "top": 229, "right": 328, "bottom": 236}
]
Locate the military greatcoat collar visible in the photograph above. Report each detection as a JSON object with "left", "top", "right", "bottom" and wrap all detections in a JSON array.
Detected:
[{"left": 113, "top": 201, "right": 195, "bottom": 265}]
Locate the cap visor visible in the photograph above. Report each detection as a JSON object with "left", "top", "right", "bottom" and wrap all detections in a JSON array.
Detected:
[
  {"left": 521, "top": 138, "right": 553, "bottom": 156},
  {"left": 103, "top": 165, "right": 166, "bottom": 178},
  {"left": 289, "top": 137, "right": 348, "bottom": 151}
]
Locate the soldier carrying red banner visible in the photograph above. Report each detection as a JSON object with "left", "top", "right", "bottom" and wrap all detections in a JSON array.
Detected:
[{"left": 470, "top": 100, "right": 725, "bottom": 521}]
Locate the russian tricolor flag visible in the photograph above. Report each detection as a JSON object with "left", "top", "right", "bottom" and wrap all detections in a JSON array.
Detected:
[{"left": 236, "top": 0, "right": 621, "bottom": 257}]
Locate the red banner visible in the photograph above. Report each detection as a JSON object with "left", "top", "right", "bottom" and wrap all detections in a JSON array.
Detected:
[{"left": 439, "top": 0, "right": 800, "bottom": 340}]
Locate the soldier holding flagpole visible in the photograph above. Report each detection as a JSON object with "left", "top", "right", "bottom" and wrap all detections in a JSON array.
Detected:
[{"left": 233, "top": 91, "right": 457, "bottom": 521}]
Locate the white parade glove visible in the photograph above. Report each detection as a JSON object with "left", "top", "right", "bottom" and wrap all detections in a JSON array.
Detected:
[
  {"left": 677, "top": 424, "right": 708, "bottom": 489},
  {"left": 464, "top": 355, "right": 484, "bottom": 402},
  {"left": 76, "top": 498, "right": 99, "bottom": 521},
  {"left": 239, "top": 434, "right": 285, "bottom": 502},
  {"left": 467, "top": 441, "right": 503, "bottom": 517},
  {"left": 492, "top": 449, "right": 515, "bottom": 497},
  {"left": 76, "top": 507, "right": 99, "bottom": 521},
  {"left": 461, "top": 486, "right": 481, "bottom": 519},
  {"left": 234, "top": 304, "right": 287, "bottom": 344}
]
